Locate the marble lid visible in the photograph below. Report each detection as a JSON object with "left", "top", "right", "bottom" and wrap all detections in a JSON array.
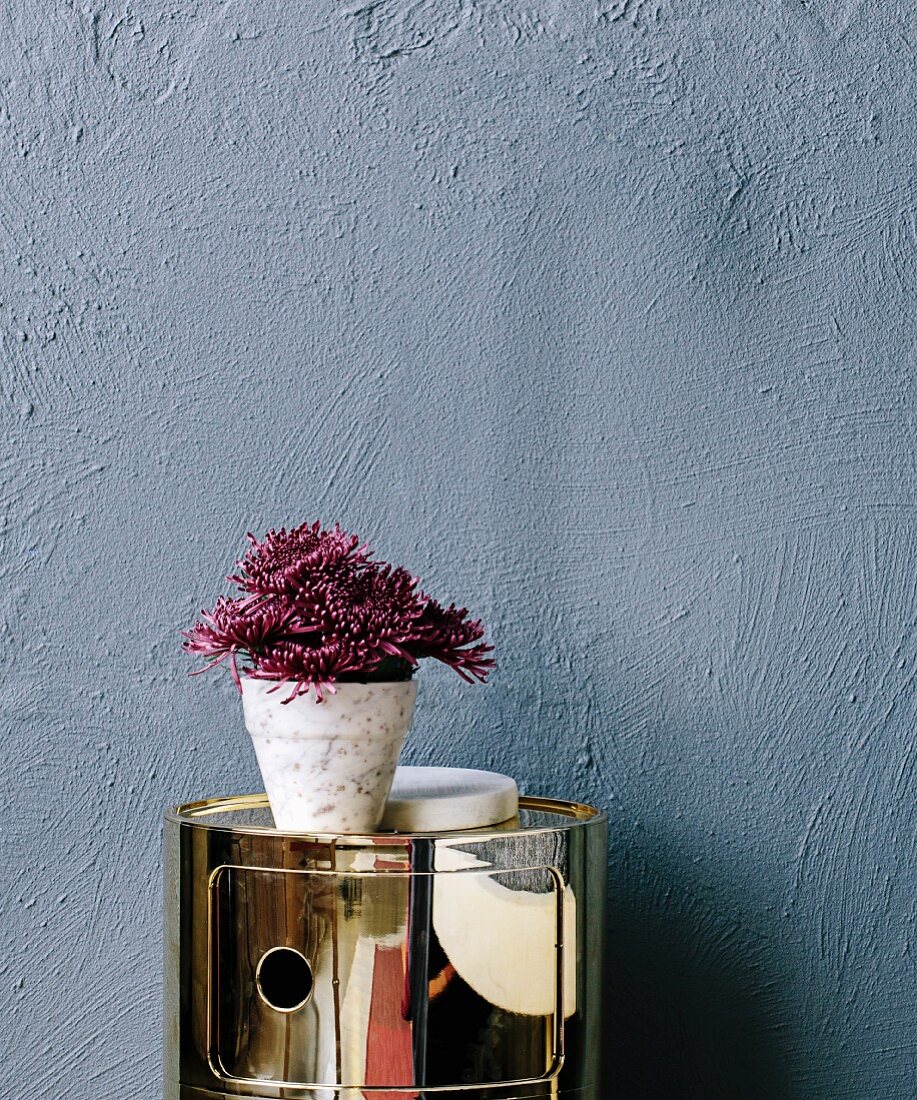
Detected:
[{"left": 379, "top": 766, "right": 519, "bottom": 832}]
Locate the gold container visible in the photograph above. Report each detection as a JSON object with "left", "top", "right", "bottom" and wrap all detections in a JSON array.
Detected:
[{"left": 164, "top": 794, "right": 606, "bottom": 1099}]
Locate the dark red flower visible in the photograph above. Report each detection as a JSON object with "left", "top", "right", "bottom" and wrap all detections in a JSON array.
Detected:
[
  {"left": 184, "top": 521, "right": 494, "bottom": 700},
  {"left": 231, "top": 521, "right": 368, "bottom": 596},
  {"left": 409, "top": 599, "right": 494, "bottom": 683},
  {"left": 182, "top": 596, "right": 306, "bottom": 690}
]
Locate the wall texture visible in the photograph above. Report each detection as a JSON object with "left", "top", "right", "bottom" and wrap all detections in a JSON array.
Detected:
[{"left": 1, "top": 1, "right": 914, "bottom": 1096}]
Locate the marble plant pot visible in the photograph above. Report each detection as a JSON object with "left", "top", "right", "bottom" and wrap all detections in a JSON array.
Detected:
[{"left": 240, "top": 676, "right": 417, "bottom": 833}]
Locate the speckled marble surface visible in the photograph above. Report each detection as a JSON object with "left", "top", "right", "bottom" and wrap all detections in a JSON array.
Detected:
[
  {"left": 380, "top": 765, "right": 518, "bottom": 832},
  {"left": 241, "top": 676, "right": 417, "bottom": 832}
]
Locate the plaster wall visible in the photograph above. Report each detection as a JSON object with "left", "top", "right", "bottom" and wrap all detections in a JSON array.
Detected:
[{"left": 1, "top": 2, "right": 914, "bottom": 1095}]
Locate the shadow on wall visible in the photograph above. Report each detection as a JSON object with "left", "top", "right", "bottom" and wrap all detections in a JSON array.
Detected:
[{"left": 602, "top": 846, "right": 795, "bottom": 1098}]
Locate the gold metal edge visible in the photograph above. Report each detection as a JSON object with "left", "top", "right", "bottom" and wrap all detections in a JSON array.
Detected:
[{"left": 165, "top": 793, "right": 605, "bottom": 841}]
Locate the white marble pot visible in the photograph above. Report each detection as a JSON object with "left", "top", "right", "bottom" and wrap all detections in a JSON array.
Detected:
[{"left": 240, "top": 676, "right": 417, "bottom": 833}]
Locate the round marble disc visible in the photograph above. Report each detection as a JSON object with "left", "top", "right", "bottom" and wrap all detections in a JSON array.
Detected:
[{"left": 380, "top": 766, "right": 519, "bottom": 832}]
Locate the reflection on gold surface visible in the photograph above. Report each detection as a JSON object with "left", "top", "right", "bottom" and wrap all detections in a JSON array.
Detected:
[
  {"left": 432, "top": 844, "right": 575, "bottom": 1017},
  {"left": 164, "top": 795, "right": 606, "bottom": 1099}
]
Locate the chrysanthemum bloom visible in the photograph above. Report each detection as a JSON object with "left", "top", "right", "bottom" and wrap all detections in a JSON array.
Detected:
[
  {"left": 181, "top": 596, "right": 306, "bottom": 690},
  {"left": 231, "top": 521, "right": 369, "bottom": 596},
  {"left": 183, "top": 521, "right": 493, "bottom": 700}
]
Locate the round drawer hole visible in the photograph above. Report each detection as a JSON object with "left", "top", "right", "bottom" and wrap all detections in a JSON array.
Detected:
[{"left": 255, "top": 947, "right": 314, "bottom": 1013}]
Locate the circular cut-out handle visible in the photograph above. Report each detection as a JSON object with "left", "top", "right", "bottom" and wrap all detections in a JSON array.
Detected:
[{"left": 256, "top": 946, "right": 313, "bottom": 1012}]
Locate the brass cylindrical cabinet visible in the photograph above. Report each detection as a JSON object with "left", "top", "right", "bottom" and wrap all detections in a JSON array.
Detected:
[{"left": 164, "top": 794, "right": 606, "bottom": 1099}]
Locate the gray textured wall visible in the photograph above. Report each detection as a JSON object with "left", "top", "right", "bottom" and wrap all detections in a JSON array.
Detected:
[{"left": 1, "top": 2, "right": 915, "bottom": 1096}]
